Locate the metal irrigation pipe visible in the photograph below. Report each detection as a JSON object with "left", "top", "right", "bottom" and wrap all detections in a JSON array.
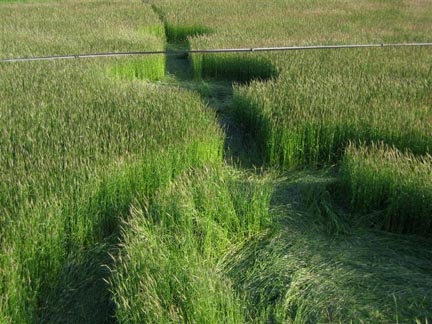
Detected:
[{"left": 1, "top": 42, "right": 431, "bottom": 63}]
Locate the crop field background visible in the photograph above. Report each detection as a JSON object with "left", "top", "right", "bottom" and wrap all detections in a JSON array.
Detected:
[{"left": 1, "top": 0, "right": 431, "bottom": 323}]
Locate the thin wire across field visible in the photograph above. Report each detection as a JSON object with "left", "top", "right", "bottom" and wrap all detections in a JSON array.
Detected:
[{"left": 1, "top": 42, "right": 432, "bottom": 63}]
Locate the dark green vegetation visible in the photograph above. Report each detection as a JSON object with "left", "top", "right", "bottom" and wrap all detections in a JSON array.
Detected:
[
  {"left": 340, "top": 143, "right": 432, "bottom": 234},
  {"left": 1, "top": 0, "right": 432, "bottom": 323}
]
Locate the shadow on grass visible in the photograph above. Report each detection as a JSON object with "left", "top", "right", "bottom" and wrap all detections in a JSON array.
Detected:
[{"left": 39, "top": 240, "right": 117, "bottom": 324}]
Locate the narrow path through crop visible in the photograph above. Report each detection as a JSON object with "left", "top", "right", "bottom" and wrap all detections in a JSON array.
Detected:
[
  {"left": 166, "top": 46, "right": 262, "bottom": 169},
  {"left": 164, "top": 41, "right": 265, "bottom": 168}
]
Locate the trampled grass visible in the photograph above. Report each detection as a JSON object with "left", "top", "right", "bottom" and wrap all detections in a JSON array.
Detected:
[
  {"left": 226, "top": 224, "right": 432, "bottom": 323},
  {"left": 1, "top": 0, "right": 432, "bottom": 322},
  {"left": 111, "top": 166, "right": 272, "bottom": 323},
  {"left": 221, "top": 171, "right": 432, "bottom": 323}
]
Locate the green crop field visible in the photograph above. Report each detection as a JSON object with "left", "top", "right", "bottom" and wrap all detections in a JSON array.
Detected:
[{"left": 1, "top": 0, "right": 431, "bottom": 323}]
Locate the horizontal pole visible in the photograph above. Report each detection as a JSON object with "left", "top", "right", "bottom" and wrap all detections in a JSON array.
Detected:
[{"left": 1, "top": 42, "right": 431, "bottom": 63}]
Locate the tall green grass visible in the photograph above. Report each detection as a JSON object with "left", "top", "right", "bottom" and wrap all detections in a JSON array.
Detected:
[
  {"left": 0, "top": 0, "right": 230, "bottom": 321},
  {"left": 110, "top": 25, "right": 166, "bottom": 81},
  {"left": 340, "top": 142, "right": 432, "bottom": 234},
  {"left": 150, "top": 3, "right": 212, "bottom": 44},
  {"left": 0, "top": 57, "right": 223, "bottom": 321},
  {"left": 154, "top": 0, "right": 432, "bottom": 48},
  {"left": 152, "top": 0, "right": 432, "bottom": 168},
  {"left": 1, "top": 0, "right": 167, "bottom": 81},
  {"left": 2, "top": 0, "right": 432, "bottom": 322},
  {"left": 232, "top": 48, "right": 431, "bottom": 168}
]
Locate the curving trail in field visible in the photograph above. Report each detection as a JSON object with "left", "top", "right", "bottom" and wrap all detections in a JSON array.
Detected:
[
  {"left": 1, "top": 1, "right": 432, "bottom": 323},
  {"left": 145, "top": 3, "right": 432, "bottom": 323}
]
